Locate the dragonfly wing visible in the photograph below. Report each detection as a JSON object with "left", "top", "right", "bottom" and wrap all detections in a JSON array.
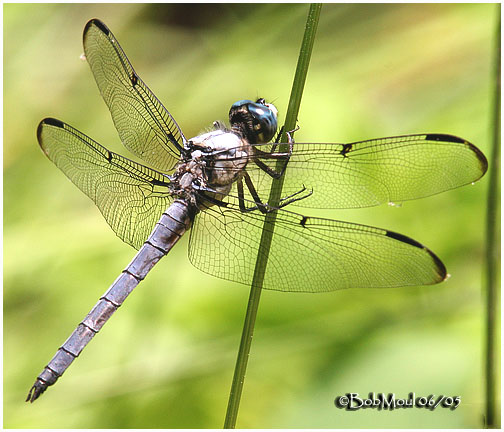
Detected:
[
  {"left": 189, "top": 195, "right": 446, "bottom": 292},
  {"left": 83, "top": 19, "right": 184, "bottom": 172},
  {"left": 244, "top": 134, "right": 488, "bottom": 209},
  {"left": 37, "top": 118, "right": 173, "bottom": 250}
]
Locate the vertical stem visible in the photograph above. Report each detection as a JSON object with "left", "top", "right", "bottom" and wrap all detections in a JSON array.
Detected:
[
  {"left": 484, "top": 4, "right": 501, "bottom": 429},
  {"left": 223, "top": 4, "right": 322, "bottom": 428}
]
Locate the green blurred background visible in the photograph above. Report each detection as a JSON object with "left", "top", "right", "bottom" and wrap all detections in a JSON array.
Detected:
[{"left": 4, "top": 3, "right": 498, "bottom": 428}]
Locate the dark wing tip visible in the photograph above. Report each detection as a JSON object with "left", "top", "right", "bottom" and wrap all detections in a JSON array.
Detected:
[
  {"left": 426, "top": 133, "right": 489, "bottom": 180},
  {"left": 385, "top": 230, "right": 447, "bottom": 284},
  {"left": 425, "top": 133, "right": 466, "bottom": 144},
  {"left": 40, "top": 117, "right": 64, "bottom": 128},
  {"left": 385, "top": 230, "right": 423, "bottom": 248},
  {"left": 466, "top": 140, "right": 489, "bottom": 179},
  {"left": 425, "top": 247, "right": 448, "bottom": 283},
  {"left": 37, "top": 118, "right": 64, "bottom": 149},
  {"left": 84, "top": 18, "right": 110, "bottom": 39}
]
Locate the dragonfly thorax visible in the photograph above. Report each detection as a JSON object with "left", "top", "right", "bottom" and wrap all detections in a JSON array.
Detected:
[{"left": 171, "top": 128, "right": 250, "bottom": 207}]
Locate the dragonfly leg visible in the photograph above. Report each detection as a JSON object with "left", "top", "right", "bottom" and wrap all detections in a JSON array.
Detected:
[
  {"left": 237, "top": 177, "right": 267, "bottom": 213},
  {"left": 252, "top": 125, "right": 299, "bottom": 179},
  {"left": 269, "top": 125, "right": 285, "bottom": 153},
  {"left": 237, "top": 172, "right": 312, "bottom": 214},
  {"left": 269, "top": 124, "right": 299, "bottom": 152},
  {"left": 277, "top": 184, "right": 314, "bottom": 204}
]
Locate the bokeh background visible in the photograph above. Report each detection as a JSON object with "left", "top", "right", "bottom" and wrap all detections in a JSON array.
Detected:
[{"left": 4, "top": 3, "right": 498, "bottom": 428}]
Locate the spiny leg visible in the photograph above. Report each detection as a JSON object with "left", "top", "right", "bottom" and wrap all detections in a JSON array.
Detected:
[
  {"left": 238, "top": 172, "right": 312, "bottom": 214},
  {"left": 269, "top": 125, "right": 298, "bottom": 152},
  {"left": 252, "top": 126, "right": 299, "bottom": 179},
  {"left": 270, "top": 125, "right": 285, "bottom": 153}
]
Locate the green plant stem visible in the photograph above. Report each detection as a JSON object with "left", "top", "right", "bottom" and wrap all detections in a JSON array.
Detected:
[
  {"left": 484, "top": 5, "right": 501, "bottom": 429},
  {"left": 223, "top": 4, "right": 322, "bottom": 428}
]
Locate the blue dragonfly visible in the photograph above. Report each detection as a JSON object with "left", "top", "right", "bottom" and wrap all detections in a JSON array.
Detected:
[{"left": 27, "top": 18, "right": 487, "bottom": 402}]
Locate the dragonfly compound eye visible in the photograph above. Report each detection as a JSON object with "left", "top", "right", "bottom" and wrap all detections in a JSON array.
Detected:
[{"left": 229, "top": 99, "right": 278, "bottom": 144}]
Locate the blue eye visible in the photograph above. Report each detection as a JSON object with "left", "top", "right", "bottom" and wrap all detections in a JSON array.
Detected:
[{"left": 229, "top": 99, "right": 278, "bottom": 144}]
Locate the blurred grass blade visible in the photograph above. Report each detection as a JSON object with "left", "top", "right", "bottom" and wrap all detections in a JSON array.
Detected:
[
  {"left": 484, "top": 5, "right": 501, "bottom": 429},
  {"left": 223, "top": 4, "right": 322, "bottom": 428}
]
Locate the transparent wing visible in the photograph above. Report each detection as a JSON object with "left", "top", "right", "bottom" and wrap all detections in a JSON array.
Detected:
[
  {"left": 189, "top": 195, "right": 446, "bottom": 292},
  {"left": 83, "top": 18, "right": 184, "bottom": 172},
  {"left": 37, "top": 118, "right": 173, "bottom": 249},
  {"left": 239, "top": 134, "right": 488, "bottom": 209}
]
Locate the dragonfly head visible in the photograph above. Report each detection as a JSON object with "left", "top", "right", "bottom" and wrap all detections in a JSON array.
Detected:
[{"left": 229, "top": 98, "right": 278, "bottom": 144}]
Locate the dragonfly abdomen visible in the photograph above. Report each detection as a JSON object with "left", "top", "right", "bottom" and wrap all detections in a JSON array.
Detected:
[{"left": 27, "top": 200, "right": 193, "bottom": 402}]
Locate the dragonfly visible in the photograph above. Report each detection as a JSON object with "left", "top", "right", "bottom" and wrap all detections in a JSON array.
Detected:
[{"left": 27, "top": 18, "right": 487, "bottom": 403}]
